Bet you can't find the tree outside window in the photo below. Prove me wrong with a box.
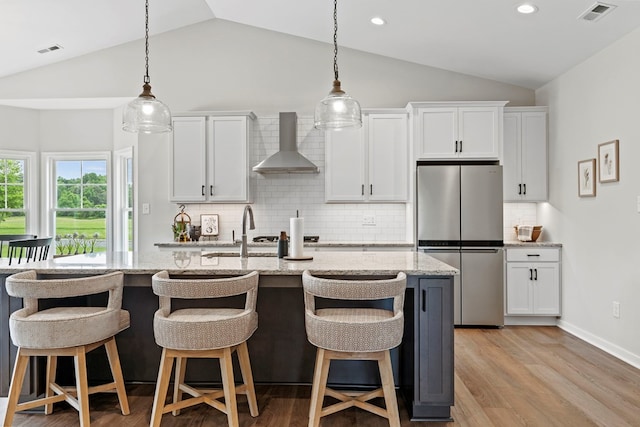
[54,160,108,255]
[0,158,27,255]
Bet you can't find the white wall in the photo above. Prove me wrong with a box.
[0,106,39,151]
[537,27,640,366]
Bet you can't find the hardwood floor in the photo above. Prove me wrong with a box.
[2,327,639,426]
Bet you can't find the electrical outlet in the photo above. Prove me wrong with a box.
[612,301,620,319]
[142,203,150,214]
[362,214,376,226]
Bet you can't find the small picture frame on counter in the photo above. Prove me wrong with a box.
[578,158,596,197]
[200,214,219,236]
[598,139,619,183]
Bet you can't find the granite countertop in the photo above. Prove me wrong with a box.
[504,241,562,247]
[155,241,414,249]
[0,251,458,276]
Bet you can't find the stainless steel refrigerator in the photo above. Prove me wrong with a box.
[417,162,504,327]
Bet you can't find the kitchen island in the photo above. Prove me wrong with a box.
[1,251,457,421]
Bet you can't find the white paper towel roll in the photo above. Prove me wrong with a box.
[290,217,304,258]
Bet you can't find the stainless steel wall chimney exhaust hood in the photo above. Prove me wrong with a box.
[252,112,319,174]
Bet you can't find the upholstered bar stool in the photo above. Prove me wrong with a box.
[150,270,260,427]
[3,270,130,427]
[302,270,407,427]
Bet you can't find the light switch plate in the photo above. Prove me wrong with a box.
[142,203,150,214]
[362,214,376,226]
[636,196,640,213]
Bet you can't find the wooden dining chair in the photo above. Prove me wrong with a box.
[0,234,37,257]
[8,237,52,265]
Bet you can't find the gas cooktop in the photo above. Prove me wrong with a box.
[252,235,319,243]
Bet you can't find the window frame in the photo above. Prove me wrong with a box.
[0,150,38,235]
[114,147,134,252]
[42,151,112,252]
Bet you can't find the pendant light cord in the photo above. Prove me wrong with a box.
[333,0,339,82]
[144,0,150,84]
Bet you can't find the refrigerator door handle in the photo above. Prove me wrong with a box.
[460,248,502,253]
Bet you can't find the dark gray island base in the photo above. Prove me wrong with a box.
[0,251,456,421]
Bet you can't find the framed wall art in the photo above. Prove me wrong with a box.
[578,159,596,197]
[200,214,219,236]
[598,139,619,183]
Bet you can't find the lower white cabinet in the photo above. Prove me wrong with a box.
[505,247,561,316]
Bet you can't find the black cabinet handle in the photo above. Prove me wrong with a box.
[527,254,541,257]
[361,184,364,196]
[455,141,458,153]
[534,268,538,281]
[529,268,533,281]
[201,185,205,196]
[422,289,427,312]
[459,140,462,152]
[210,185,214,196]
[523,183,527,195]
[518,184,522,195]
[370,184,373,195]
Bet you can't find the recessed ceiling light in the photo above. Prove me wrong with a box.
[517,3,538,14]
[370,17,386,26]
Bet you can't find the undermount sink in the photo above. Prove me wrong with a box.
[202,251,277,258]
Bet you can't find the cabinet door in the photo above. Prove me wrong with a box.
[520,112,547,201]
[458,107,500,159]
[170,116,207,202]
[207,116,250,202]
[532,263,560,315]
[503,112,522,201]
[325,127,366,202]
[415,108,457,159]
[368,114,408,201]
[506,263,534,314]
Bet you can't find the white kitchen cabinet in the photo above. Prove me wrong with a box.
[409,101,507,160]
[505,247,561,316]
[503,107,548,201]
[325,110,408,202]
[170,112,254,203]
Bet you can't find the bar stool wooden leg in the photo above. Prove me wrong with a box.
[379,350,401,427]
[237,342,259,417]
[308,348,331,427]
[220,347,239,427]
[172,357,187,416]
[3,350,29,427]
[150,348,174,427]
[74,346,90,427]
[104,337,130,415]
[45,355,58,415]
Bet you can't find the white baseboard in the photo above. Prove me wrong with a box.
[505,316,558,326]
[558,320,640,370]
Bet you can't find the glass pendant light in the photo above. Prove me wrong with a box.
[123,0,172,133]
[314,0,362,130]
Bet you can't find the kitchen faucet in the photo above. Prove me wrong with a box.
[240,205,255,258]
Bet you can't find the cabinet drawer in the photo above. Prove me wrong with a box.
[506,248,559,262]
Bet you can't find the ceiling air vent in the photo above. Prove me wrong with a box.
[578,2,616,22]
[37,45,63,54]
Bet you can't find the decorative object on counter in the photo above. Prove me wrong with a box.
[287,217,314,260]
[314,0,362,130]
[200,214,219,236]
[514,225,543,242]
[578,158,596,197]
[54,232,101,256]
[172,205,191,242]
[122,0,172,134]
[188,225,201,242]
[598,139,619,183]
[277,231,289,258]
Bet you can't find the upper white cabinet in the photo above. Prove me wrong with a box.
[170,112,254,203]
[409,101,507,160]
[503,107,548,201]
[325,110,408,202]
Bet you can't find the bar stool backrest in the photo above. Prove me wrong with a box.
[0,234,37,257]
[8,237,52,265]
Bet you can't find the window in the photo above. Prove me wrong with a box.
[114,147,134,252]
[0,151,37,256]
[44,153,110,255]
